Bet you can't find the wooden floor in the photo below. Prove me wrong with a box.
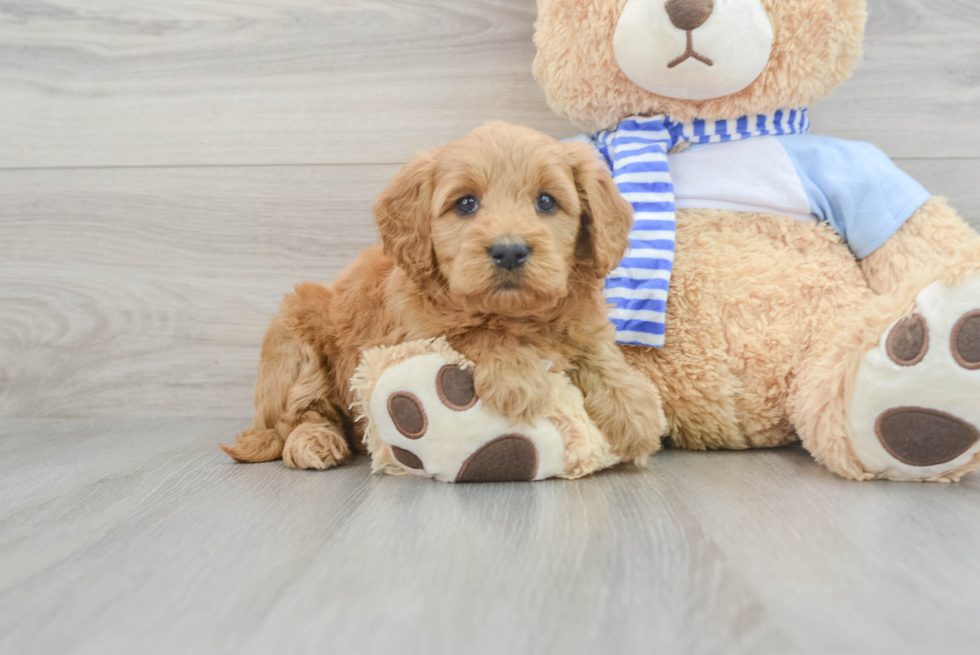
[2,419,979,655]
[1,1,979,653]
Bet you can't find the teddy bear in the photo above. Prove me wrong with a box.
[525,0,980,481]
[351,0,980,483]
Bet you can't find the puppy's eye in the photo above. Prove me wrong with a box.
[536,193,557,214]
[455,195,480,216]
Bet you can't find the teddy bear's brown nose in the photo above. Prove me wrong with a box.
[665,0,715,32]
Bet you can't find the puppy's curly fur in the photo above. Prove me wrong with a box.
[222,123,667,470]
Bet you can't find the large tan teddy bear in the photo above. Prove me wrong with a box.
[526,0,980,481]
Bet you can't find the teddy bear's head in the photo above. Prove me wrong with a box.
[533,0,867,133]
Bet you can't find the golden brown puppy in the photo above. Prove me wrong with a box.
[221,122,666,470]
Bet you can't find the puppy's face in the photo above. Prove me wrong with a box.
[375,123,633,317]
[428,127,585,314]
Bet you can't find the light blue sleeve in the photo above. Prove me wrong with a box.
[779,134,932,259]
[563,134,597,146]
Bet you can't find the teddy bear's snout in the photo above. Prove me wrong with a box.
[664,0,716,69]
[665,0,714,32]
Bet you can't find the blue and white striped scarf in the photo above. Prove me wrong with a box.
[593,109,811,348]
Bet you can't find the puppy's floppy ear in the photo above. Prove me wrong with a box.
[566,141,634,278]
[374,149,440,282]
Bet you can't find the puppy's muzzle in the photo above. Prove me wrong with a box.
[488,240,531,271]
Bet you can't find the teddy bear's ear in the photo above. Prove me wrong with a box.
[566,141,633,278]
[374,149,441,284]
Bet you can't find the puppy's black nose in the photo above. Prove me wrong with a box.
[488,243,531,271]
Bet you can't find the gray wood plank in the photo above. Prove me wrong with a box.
[1,0,978,169]
[0,164,388,418]
[812,0,980,154]
[655,447,980,653]
[2,160,978,419]
[0,0,569,169]
[1,419,978,655]
[901,159,980,216]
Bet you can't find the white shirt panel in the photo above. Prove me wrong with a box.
[668,136,818,223]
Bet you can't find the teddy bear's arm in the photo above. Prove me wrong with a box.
[860,196,980,296]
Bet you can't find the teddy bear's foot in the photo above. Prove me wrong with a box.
[849,273,980,481]
[362,348,571,483]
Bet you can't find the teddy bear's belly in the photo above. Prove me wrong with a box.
[622,208,874,451]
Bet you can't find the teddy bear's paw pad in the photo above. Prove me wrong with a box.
[390,445,425,470]
[456,435,538,482]
[875,408,979,468]
[436,365,478,410]
[884,314,929,366]
[370,353,565,483]
[388,393,427,438]
[951,310,980,370]
[850,276,980,480]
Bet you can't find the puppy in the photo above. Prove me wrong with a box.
[221,122,666,471]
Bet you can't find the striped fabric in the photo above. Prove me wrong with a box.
[592,109,810,348]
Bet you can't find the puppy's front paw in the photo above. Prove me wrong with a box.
[282,423,351,470]
[473,361,553,426]
[585,377,666,461]
[619,382,668,456]
[559,420,622,480]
